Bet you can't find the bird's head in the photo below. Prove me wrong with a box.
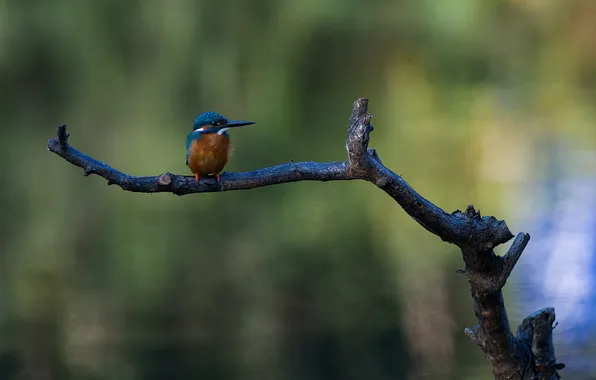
[192,112,255,134]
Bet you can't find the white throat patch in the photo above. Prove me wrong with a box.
[194,127,228,135]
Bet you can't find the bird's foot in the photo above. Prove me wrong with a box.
[194,173,200,182]
[215,173,220,183]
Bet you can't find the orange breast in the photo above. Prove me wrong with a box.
[187,133,232,176]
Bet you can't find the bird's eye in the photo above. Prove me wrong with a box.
[212,120,225,126]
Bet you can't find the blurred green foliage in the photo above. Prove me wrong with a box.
[0,0,595,379]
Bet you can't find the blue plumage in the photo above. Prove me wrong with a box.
[186,130,202,153]
[193,112,227,129]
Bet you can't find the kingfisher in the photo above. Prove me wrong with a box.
[186,112,255,182]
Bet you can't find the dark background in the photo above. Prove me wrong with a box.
[1,1,595,379]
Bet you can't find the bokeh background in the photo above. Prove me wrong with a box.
[1,0,595,379]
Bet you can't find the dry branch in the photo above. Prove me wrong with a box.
[47,98,563,379]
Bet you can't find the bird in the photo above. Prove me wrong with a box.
[186,112,255,182]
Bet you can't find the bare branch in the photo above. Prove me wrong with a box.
[47,98,561,379]
[47,129,355,194]
[48,100,512,251]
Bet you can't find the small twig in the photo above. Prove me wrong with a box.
[501,232,531,283]
[56,124,69,148]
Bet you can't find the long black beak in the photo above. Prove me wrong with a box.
[222,120,255,128]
